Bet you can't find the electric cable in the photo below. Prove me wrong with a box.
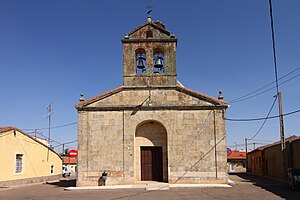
[226,107,300,122]
[269,0,280,94]
[21,122,77,131]
[228,67,300,103]
[26,130,77,151]
[249,96,277,140]
[251,139,275,143]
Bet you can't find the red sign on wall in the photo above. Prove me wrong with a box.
[68,149,78,158]
[227,148,232,156]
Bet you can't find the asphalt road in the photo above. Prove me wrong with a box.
[0,173,299,200]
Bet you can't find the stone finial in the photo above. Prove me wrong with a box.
[79,93,85,102]
[218,91,224,100]
[124,34,129,39]
[170,33,175,38]
[147,7,152,23]
[147,15,152,23]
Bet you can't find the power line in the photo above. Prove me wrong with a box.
[226,107,300,122]
[227,144,244,148]
[228,66,300,103]
[269,0,279,94]
[227,142,269,147]
[26,130,77,151]
[21,122,77,131]
[229,72,300,103]
[52,140,78,149]
[251,139,275,143]
[249,96,277,140]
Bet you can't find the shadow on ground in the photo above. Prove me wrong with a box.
[46,179,76,188]
[231,172,300,200]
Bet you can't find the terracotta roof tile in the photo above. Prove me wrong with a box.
[75,85,228,110]
[75,86,124,109]
[0,126,21,134]
[0,126,62,160]
[254,135,300,150]
[228,151,246,159]
[62,156,77,164]
[176,84,228,106]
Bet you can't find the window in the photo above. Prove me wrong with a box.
[50,164,54,174]
[15,154,23,173]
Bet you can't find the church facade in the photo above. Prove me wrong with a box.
[75,16,228,186]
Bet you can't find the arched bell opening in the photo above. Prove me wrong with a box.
[134,120,168,182]
[135,48,146,74]
[153,48,164,74]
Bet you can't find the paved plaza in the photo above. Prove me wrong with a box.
[0,173,299,200]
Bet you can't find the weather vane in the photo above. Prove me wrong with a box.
[147,5,153,15]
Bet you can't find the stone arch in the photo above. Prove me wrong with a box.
[134,120,168,182]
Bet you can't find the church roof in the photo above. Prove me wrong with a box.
[75,85,124,109]
[75,85,228,110]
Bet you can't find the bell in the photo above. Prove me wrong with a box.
[154,57,163,69]
[136,57,145,69]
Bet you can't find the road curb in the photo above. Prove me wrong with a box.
[65,183,231,191]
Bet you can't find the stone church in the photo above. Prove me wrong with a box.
[75,15,229,186]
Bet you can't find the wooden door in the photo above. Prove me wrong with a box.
[141,147,163,181]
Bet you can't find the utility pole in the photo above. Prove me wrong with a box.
[245,138,248,170]
[46,103,53,161]
[269,0,285,151]
[269,0,286,178]
[278,92,285,150]
[234,142,237,151]
[245,138,248,154]
[47,104,53,143]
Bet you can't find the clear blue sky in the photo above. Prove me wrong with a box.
[1,0,300,153]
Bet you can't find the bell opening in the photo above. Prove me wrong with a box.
[153,52,164,74]
[136,54,146,74]
[135,48,146,74]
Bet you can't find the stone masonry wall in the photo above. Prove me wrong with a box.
[77,108,227,186]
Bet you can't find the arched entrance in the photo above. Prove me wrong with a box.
[134,120,168,182]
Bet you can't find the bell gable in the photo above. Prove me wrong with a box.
[125,21,172,40]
